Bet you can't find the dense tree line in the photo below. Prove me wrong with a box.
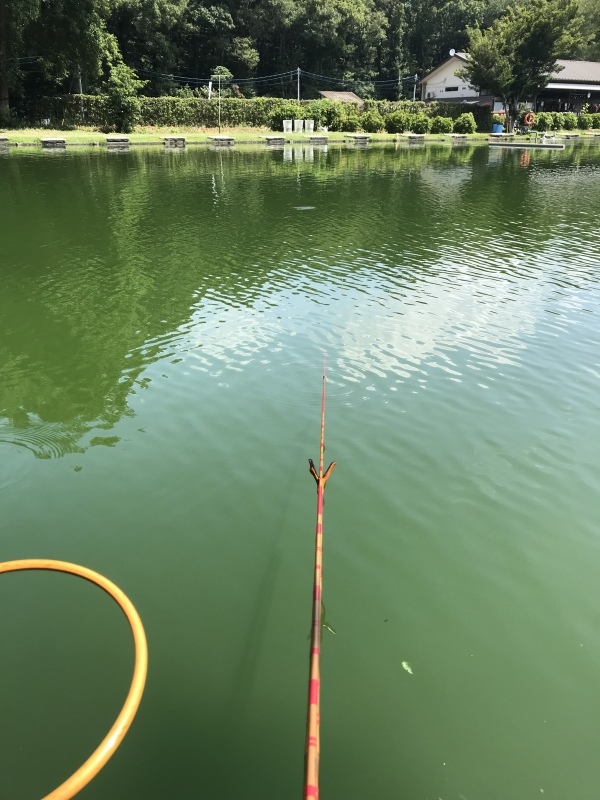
[0,0,597,119]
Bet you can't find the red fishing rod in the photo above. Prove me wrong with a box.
[304,371,336,800]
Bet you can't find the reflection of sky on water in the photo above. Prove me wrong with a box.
[169,248,591,387]
[2,145,600,464]
[418,164,473,195]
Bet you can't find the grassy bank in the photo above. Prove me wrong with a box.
[2,126,598,146]
[0,125,495,145]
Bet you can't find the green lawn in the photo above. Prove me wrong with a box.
[3,125,596,146]
[0,125,493,145]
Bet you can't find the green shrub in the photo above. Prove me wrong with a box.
[19,94,498,132]
[562,112,577,130]
[551,112,565,130]
[268,101,303,131]
[492,113,505,125]
[327,103,361,131]
[303,99,337,127]
[577,113,593,130]
[430,115,454,133]
[533,111,553,131]
[408,113,431,133]
[591,113,600,130]
[453,112,476,134]
[340,111,360,132]
[432,102,491,132]
[365,99,428,117]
[360,109,385,132]
[384,110,410,133]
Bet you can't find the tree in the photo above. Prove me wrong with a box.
[0,0,40,119]
[577,0,600,59]
[107,0,187,94]
[104,60,147,131]
[173,2,256,83]
[403,0,487,75]
[25,0,121,92]
[459,0,586,129]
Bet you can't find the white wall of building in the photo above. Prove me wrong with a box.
[421,57,477,101]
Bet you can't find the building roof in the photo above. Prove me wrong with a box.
[551,59,600,84]
[545,82,600,92]
[421,55,600,92]
[421,52,468,82]
[318,91,363,103]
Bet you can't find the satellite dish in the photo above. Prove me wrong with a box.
[449,48,456,56]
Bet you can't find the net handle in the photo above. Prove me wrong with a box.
[0,559,148,800]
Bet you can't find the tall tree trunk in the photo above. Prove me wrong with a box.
[0,0,9,118]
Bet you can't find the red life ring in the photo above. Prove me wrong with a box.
[524,112,535,126]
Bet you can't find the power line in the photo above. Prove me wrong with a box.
[301,69,417,86]
[136,66,418,88]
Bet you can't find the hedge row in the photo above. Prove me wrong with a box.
[364,99,492,132]
[531,110,600,131]
[22,94,493,132]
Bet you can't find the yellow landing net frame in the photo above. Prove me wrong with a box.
[0,559,148,800]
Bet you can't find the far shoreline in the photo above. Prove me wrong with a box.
[0,127,494,146]
[2,127,598,148]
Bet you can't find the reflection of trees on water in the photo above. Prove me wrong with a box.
[1,144,598,456]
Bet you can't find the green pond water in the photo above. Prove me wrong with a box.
[1,141,600,800]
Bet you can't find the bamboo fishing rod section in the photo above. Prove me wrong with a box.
[0,559,147,800]
[304,373,336,800]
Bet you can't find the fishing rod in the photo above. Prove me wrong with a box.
[304,371,336,800]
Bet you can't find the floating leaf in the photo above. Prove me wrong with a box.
[401,661,413,675]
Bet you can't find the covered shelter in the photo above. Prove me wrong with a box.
[536,60,600,113]
[318,91,364,108]
[421,52,600,114]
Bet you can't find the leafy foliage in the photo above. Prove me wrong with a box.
[22,94,495,133]
[6,0,589,121]
[104,61,147,132]
[0,0,40,117]
[328,104,361,132]
[268,101,303,130]
[360,109,385,132]
[453,111,477,133]
[410,112,431,133]
[384,110,410,133]
[459,0,587,128]
[430,115,454,133]
[577,0,600,60]
[533,111,556,130]
[303,99,337,126]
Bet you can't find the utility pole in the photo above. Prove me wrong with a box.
[413,73,418,102]
[297,67,300,102]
